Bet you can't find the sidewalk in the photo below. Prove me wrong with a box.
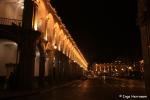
[0,80,81,100]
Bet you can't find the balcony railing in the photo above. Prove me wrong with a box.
[0,17,22,26]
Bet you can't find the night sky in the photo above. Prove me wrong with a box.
[51,0,142,64]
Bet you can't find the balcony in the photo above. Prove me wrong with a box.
[0,17,22,27]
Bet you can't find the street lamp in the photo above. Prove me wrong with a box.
[128,66,132,70]
[121,68,124,71]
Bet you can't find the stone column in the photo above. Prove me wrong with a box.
[16,0,40,90]
[138,0,150,98]
[38,40,46,87]
[47,50,55,84]
[140,25,150,99]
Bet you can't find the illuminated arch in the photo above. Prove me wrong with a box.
[33,2,88,70]
[55,29,62,51]
[61,35,67,54]
[63,38,69,56]
[46,13,55,43]
[68,43,73,58]
[53,22,60,47]
[57,30,63,51]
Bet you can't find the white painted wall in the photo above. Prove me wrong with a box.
[0,40,17,76]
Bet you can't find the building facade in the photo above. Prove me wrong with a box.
[0,0,88,90]
[137,0,150,98]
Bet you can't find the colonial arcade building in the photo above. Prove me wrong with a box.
[0,0,88,89]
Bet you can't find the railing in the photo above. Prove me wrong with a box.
[0,17,22,26]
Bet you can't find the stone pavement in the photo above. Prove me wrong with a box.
[0,80,81,100]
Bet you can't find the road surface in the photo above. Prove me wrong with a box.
[9,76,147,100]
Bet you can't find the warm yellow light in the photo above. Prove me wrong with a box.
[34,23,38,31]
[36,0,40,3]
[44,30,48,41]
[54,45,57,49]
[128,66,132,70]
[139,60,144,64]
[21,6,24,9]
[44,36,47,41]
[17,0,24,9]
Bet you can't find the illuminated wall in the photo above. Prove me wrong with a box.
[33,0,88,70]
[0,0,24,20]
[0,40,17,76]
[34,0,48,39]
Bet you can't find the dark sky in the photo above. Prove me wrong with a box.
[51,0,142,64]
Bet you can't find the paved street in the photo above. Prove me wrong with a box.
[8,77,147,100]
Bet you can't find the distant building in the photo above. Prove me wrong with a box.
[92,57,143,78]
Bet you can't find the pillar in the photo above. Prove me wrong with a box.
[47,50,55,84]
[138,0,150,98]
[38,40,46,87]
[16,0,40,90]
[140,25,150,98]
